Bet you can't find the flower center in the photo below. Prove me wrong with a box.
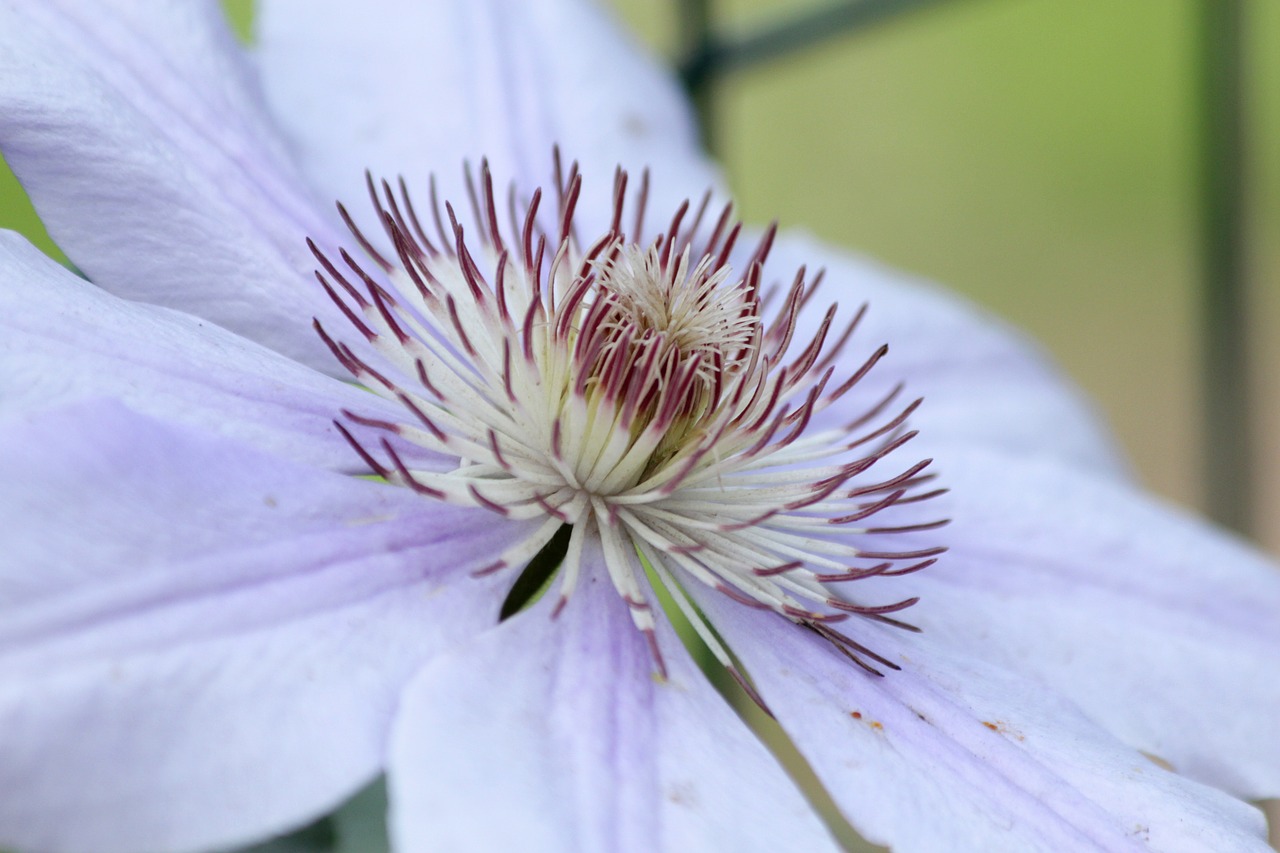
[313,156,946,678]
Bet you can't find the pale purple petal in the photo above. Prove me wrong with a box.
[764,232,1128,477]
[693,591,1271,853]
[256,0,722,238]
[0,1,345,370]
[0,231,432,471]
[0,402,537,853]
[859,444,1280,799]
[389,543,835,853]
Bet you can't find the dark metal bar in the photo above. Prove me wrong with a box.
[679,0,717,151]
[1195,0,1252,534]
[680,0,954,84]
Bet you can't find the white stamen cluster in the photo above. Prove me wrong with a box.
[314,158,945,678]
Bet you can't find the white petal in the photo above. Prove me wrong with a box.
[765,231,1129,477]
[865,444,1280,798]
[0,231,424,471]
[0,401,536,853]
[256,0,722,238]
[388,542,835,853]
[693,590,1271,853]
[0,1,345,369]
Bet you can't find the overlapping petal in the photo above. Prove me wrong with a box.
[0,231,434,471]
[693,590,1271,853]
[389,540,835,853]
[849,444,1280,798]
[0,402,537,853]
[255,0,721,238]
[757,233,1128,477]
[0,0,343,369]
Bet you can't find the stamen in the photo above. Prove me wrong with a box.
[315,158,946,679]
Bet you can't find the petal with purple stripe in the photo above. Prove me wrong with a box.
[389,540,835,853]
[0,401,536,853]
[693,589,1270,853]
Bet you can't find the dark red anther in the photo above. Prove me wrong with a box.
[397,174,439,257]
[337,199,392,272]
[479,160,505,252]
[631,168,650,239]
[428,174,453,257]
[333,420,390,478]
[658,199,690,269]
[393,392,448,443]
[468,484,510,516]
[382,439,446,499]
[314,272,376,342]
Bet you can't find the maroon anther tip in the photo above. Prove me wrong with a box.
[396,174,439,256]
[468,485,510,516]
[337,199,392,272]
[716,584,771,610]
[826,596,921,617]
[471,560,507,578]
[643,628,669,681]
[332,421,389,479]
[381,440,445,499]
[394,393,448,443]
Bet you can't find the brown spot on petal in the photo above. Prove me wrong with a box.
[849,710,884,731]
[667,782,697,807]
[981,720,1025,741]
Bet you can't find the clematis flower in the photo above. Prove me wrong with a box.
[0,1,1277,851]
